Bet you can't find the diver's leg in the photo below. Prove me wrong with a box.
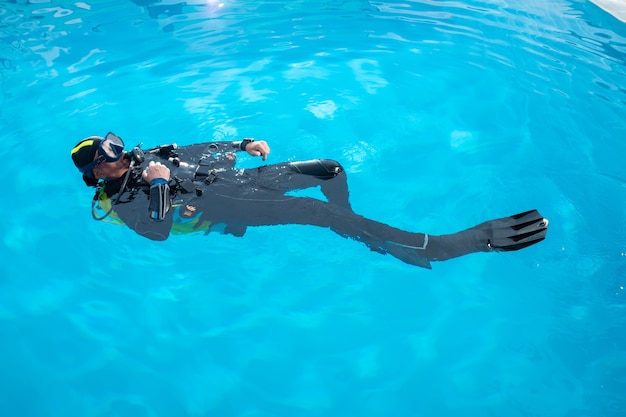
[203,190,432,267]
[287,160,350,209]
[251,160,352,209]
[203,185,549,268]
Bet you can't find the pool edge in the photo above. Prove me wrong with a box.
[590,0,626,22]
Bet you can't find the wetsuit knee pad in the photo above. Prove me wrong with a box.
[289,159,344,179]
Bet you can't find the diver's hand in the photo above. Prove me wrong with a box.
[245,140,270,161]
[142,161,171,183]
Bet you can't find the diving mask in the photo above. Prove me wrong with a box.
[79,132,125,175]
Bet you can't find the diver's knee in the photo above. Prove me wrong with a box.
[319,159,344,176]
[289,159,344,179]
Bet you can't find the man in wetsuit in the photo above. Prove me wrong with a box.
[70,132,549,269]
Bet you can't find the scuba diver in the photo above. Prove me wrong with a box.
[70,132,549,269]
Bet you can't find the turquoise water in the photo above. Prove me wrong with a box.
[1,0,626,416]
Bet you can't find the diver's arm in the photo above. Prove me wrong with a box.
[148,179,171,221]
[204,139,270,160]
[242,139,270,160]
[110,188,173,241]
[120,161,173,240]
[142,161,172,222]
[130,207,173,241]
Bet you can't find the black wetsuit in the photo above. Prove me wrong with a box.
[97,141,548,268]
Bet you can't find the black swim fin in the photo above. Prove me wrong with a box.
[484,209,549,251]
[423,209,549,263]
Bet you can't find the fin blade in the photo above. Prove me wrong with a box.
[489,210,549,252]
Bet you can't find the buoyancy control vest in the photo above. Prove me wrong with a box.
[92,141,245,233]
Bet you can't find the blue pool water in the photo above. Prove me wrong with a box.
[1,0,626,416]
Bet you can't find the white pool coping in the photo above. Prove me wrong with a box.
[590,0,626,22]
